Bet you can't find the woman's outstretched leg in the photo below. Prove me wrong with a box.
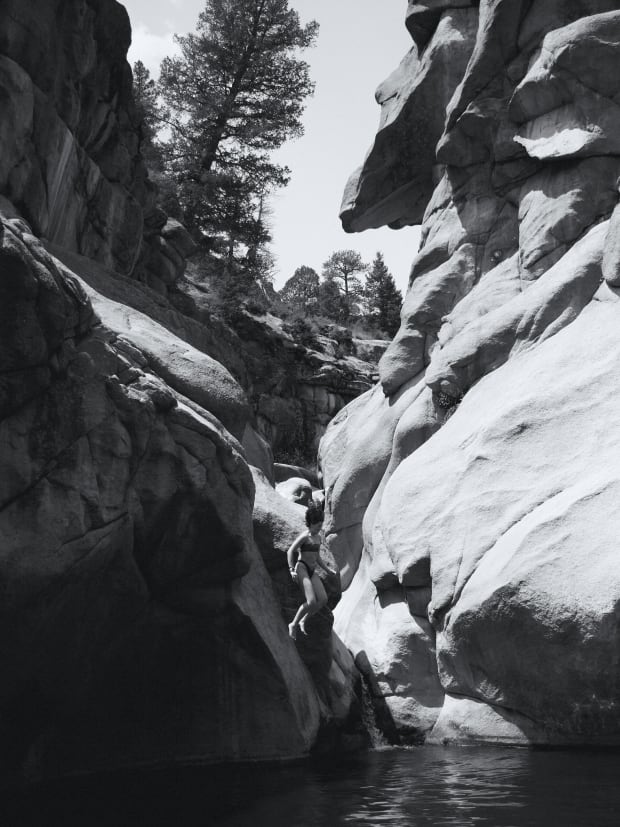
[289,566,316,639]
[300,574,327,634]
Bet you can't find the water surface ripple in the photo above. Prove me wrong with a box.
[4,745,620,826]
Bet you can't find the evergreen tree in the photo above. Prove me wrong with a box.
[321,250,368,319]
[132,60,164,168]
[317,277,349,322]
[279,265,320,314]
[158,0,318,268]
[365,251,403,337]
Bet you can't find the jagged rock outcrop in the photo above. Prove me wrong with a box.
[0,1,360,785]
[326,1,620,745]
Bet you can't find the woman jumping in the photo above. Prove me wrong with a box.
[287,502,334,639]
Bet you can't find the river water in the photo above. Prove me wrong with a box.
[4,746,620,826]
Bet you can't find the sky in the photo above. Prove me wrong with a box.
[122,0,420,293]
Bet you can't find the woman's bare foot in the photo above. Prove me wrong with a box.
[288,622,297,639]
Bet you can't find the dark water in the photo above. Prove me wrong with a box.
[3,746,620,827]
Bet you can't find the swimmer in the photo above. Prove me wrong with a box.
[286,503,335,639]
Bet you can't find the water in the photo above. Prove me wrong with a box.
[3,746,620,826]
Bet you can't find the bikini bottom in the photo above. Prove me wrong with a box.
[297,559,316,578]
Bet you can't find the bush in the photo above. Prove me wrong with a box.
[284,317,318,348]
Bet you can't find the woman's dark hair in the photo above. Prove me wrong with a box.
[305,502,324,527]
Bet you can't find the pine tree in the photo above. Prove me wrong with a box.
[365,251,403,337]
[279,266,320,314]
[132,60,163,168]
[317,278,349,322]
[158,0,318,268]
[321,250,368,320]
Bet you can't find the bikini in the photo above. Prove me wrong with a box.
[297,536,320,578]
[297,559,316,578]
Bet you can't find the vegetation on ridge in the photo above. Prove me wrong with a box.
[131,1,402,342]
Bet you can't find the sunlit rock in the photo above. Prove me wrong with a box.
[329,0,620,745]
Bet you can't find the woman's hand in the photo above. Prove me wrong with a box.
[289,566,299,584]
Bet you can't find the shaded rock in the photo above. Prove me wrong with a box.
[0,213,346,781]
[252,469,306,573]
[517,157,620,281]
[161,218,197,259]
[603,200,620,287]
[242,423,275,482]
[64,259,251,441]
[0,0,365,785]
[274,463,321,487]
[406,2,476,51]
[0,0,190,286]
[194,306,378,462]
[340,8,478,232]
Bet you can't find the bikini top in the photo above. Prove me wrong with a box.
[300,534,320,554]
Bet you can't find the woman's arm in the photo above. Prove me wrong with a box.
[316,556,337,575]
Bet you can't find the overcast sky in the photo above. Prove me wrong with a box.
[122,0,419,292]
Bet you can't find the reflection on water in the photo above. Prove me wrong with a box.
[217,747,620,827]
[3,746,620,826]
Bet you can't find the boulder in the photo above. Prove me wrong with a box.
[276,476,314,507]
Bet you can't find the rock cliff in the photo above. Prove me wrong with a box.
[325,1,620,745]
[174,273,383,464]
[0,0,195,291]
[0,0,361,785]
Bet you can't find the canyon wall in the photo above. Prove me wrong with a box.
[324,0,620,745]
[0,0,360,785]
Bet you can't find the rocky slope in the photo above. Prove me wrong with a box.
[174,271,384,465]
[324,1,620,745]
[0,0,362,785]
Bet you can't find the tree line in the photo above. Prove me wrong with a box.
[280,250,402,337]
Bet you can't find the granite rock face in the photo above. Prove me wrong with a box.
[0,0,195,293]
[170,275,384,464]
[0,213,328,781]
[327,1,620,745]
[0,1,359,785]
